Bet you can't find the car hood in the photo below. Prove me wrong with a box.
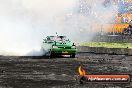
[47,41,73,47]
[55,42,73,47]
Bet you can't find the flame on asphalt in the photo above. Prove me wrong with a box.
[78,66,86,76]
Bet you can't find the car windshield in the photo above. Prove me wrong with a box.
[47,36,67,42]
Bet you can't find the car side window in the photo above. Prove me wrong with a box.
[47,37,50,41]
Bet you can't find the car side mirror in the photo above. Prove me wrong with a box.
[43,39,47,43]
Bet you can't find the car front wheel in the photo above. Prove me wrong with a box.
[70,53,75,58]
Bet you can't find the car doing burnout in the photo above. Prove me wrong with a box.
[41,36,77,57]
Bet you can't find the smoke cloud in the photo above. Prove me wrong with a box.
[60,0,118,42]
[0,0,77,56]
[0,0,117,56]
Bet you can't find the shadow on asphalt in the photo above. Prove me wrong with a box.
[14,55,74,59]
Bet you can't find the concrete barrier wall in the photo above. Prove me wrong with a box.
[77,46,132,55]
[93,35,132,43]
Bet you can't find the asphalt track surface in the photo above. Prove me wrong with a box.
[0,53,132,88]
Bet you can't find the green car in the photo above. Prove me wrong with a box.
[41,35,77,57]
